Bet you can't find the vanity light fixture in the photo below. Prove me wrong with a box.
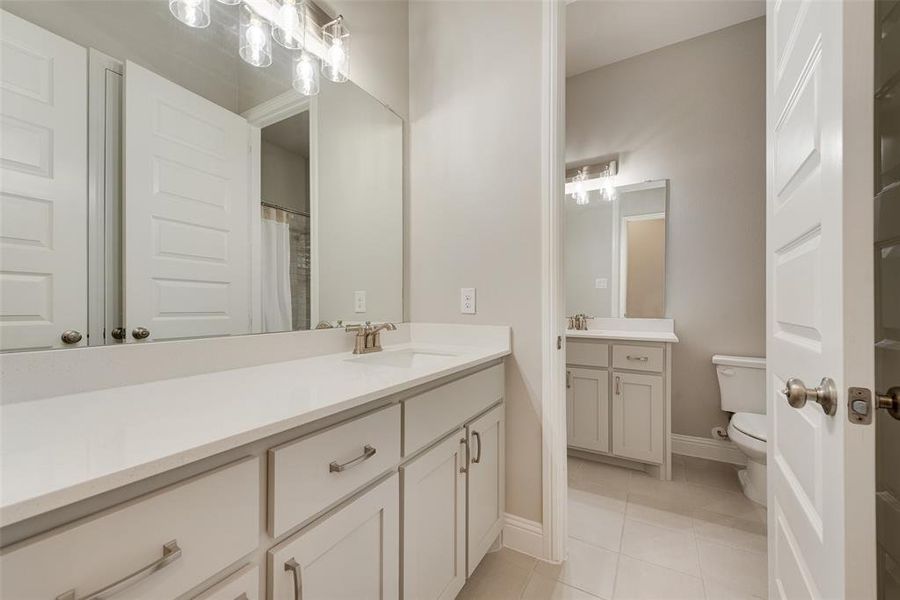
[272,0,304,49]
[170,0,349,93]
[321,15,350,82]
[169,0,211,28]
[293,51,320,96]
[240,4,273,68]
[565,159,618,203]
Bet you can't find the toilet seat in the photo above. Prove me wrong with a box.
[730,412,766,442]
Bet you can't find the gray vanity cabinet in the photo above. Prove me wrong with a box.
[566,337,672,479]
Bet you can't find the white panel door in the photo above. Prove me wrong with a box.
[466,403,505,577]
[566,367,610,454]
[611,372,662,463]
[401,430,467,600]
[0,10,87,351]
[124,61,250,342]
[268,474,399,600]
[766,1,875,598]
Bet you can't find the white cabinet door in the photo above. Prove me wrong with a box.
[611,372,663,463]
[401,430,467,600]
[0,10,87,351]
[466,403,505,576]
[566,368,610,454]
[268,474,399,600]
[124,61,251,342]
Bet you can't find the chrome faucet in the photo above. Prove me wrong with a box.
[346,322,398,354]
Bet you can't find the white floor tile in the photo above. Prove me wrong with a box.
[626,492,695,531]
[692,510,767,554]
[523,572,605,600]
[576,460,634,491]
[697,539,767,599]
[613,555,705,600]
[620,518,701,577]
[568,488,626,551]
[682,457,742,493]
[534,537,618,599]
[703,578,767,600]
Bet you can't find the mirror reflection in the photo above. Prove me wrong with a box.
[0,1,403,352]
[565,178,668,319]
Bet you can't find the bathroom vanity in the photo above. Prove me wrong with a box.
[566,320,677,479]
[0,325,510,600]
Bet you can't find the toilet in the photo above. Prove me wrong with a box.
[713,354,767,506]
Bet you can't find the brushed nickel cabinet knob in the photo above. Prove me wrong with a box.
[131,327,151,340]
[60,330,82,345]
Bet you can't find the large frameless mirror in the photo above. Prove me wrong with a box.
[0,0,403,352]
[565,177,668,319]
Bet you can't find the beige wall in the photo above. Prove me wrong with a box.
[409,0,545,523]
[326,0,410,120]
[566,18,766,437]
[625,218,666,318]
[260,140,309,214]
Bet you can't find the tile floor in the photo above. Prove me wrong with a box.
[458,455,768,600]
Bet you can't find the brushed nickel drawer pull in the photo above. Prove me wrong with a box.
[626,355,649,361]
[285,558,302,600]
[459,437,469,473]
[56,540,181,600]
[235,594,249,600]
[329,445,376,472]
[471,431,482,464]
[615,376,621,395]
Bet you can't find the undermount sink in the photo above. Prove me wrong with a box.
[348,348,457,368]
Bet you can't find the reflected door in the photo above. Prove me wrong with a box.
[123,61,252,342]
[0,10,87,351]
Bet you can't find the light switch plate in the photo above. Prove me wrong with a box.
[354,291,367,313]
[461,288,476,314]
[595,278,608,289]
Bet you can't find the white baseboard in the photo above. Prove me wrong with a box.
[502,513,544,559]
[671,433,747,466]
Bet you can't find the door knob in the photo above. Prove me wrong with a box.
[110,327,127,341]
[60,330,82,345]
[782,377,838,416]
[876,387,900,421]
[131,327,151,340]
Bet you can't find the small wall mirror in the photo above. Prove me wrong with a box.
[0,1,403,352]
[565,178,668,319]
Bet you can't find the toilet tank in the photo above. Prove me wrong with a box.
[712,355,766,414]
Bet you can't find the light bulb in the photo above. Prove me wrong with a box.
[169,0,210,28]
[293,51,320,97]
[601,176,616,201]
[573,169,589,205]
[273,0,304,50]
[216,0,240,5]
[239,6,272,67]
[322,16,350,82]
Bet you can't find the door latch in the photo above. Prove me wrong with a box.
[848,386,900,423]
[847,387,872,424]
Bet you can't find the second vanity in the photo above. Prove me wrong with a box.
[0,324,510,600]
[566,318,678,480]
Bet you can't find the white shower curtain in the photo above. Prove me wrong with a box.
[261,206,292,332]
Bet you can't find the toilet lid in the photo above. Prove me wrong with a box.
[731,412,767,442]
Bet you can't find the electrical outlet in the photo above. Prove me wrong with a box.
[354,290,367,313]
[461,288,476,314]
[595,278,608,289]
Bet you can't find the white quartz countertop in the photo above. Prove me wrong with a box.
[566,329,679,343]
[0,336,509,527]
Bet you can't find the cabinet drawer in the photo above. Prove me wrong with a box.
[268,404,400,537]
[403,364,504,456]
[194,564,259,600]
[566,340,609,367]
[612,344,664,372]
[268,474,400,600]
[0,459,260,600]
